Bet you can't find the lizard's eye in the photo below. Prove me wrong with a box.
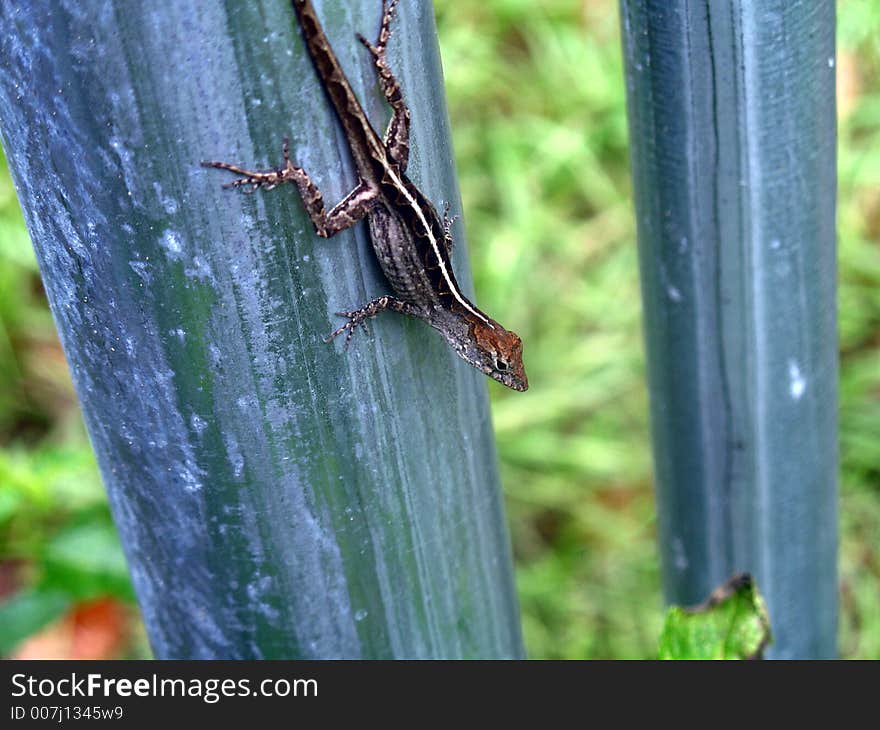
[495,358,509,372]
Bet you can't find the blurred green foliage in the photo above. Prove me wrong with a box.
[0,0,877,658]
[0,144,135,654]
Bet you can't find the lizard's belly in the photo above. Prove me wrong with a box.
[367,207,438,309]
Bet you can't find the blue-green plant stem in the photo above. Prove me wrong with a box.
[0,0,523,659]
[620,0,838,658]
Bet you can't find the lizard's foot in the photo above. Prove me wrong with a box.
[325,295,415,349]
[356,0,399,59]
[441,200,459,254]
[201,138,296,193]
[325,309,372,349]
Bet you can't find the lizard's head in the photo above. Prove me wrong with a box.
[468,319,529,392]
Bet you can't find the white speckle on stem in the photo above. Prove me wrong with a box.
[179,460,204,493]
[129,260,151,283]
[185,255,213,281]
[160,229,183,259]
[672,537,688,571]
[659,263,683,303]
[153,181,179,215]
[788,359,807,400]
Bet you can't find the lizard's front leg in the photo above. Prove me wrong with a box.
[357,0,410,170]
[326,295,420,347]
[202,138,378,238]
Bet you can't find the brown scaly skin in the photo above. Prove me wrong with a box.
[202,0,528,391]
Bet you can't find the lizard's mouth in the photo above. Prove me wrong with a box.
[491,368,529,392]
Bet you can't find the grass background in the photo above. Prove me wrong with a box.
[0,0,877,658]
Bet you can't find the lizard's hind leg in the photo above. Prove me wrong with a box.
[326,295,419,348]
[357,0,410,170]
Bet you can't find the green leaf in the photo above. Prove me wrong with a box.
[0,588,71,655]
[658,574,772,660]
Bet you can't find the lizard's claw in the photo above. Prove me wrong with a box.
[202,138,295,193]
[325,311,370,349]
[201,160,286,192]
[441,200,459,253]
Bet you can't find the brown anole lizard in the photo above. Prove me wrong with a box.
[203,0,528,391]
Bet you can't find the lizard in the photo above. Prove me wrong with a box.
[202,0,528,391]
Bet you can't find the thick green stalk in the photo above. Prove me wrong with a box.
[620,1,838,657]
[0,1,523,659]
